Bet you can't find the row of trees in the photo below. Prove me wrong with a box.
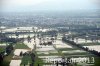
[67,35,100,43]
[39,42,52,46]
[62,37,100,57]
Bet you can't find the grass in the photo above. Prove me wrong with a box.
[0,47,6,53]
[80,43,100,46]
[21,55,32,65]
[63,52,90,56]
[58,48,79,51]
[93,57,100,66]
[33,56,53,66]
[34,57,44,66]
[34,51,44,66]
[0,41,6,44]
[15,43,30,49]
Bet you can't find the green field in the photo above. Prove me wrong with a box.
[15,43,30,49]
[21,55,32,65]
[80,43,100,46]
[0,47,5,53]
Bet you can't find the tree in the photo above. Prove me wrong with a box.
[20,51,23,56]
[56,61,59,66]
[33,36,36,40]
[27,36,31,43]
[0,54,3,63]
[51,38,54,42]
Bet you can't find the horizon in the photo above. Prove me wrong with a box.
[0,0,100,12]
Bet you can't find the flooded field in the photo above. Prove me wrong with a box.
[0,26,100,66]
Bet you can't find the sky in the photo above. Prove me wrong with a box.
[0,0,100,12]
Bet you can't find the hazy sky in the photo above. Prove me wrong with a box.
[0,0,100,12]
